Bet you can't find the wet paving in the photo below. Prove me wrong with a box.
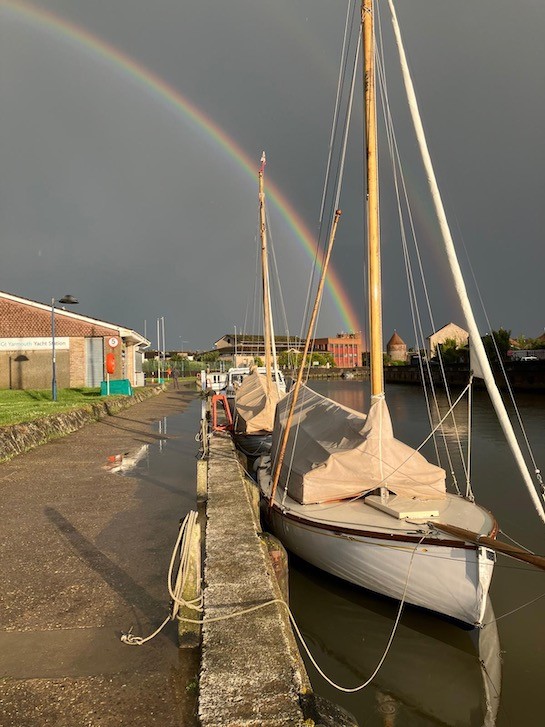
[0,387,201,727]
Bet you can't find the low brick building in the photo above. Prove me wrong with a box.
[313,332,362,368]
[0,291,149,390]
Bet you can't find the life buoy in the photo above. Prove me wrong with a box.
[106,353,115,375]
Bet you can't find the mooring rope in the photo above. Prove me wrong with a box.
[482,591,545,626]
[121,511,201,646]
[121,513,424,694]
[121,505,545,697]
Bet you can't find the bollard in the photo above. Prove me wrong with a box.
[198,413,209,459]
[177,520,202,648]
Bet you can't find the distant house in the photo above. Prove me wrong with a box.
[213,333,305,368]
[508,331,545,360]
[427,323,469,359]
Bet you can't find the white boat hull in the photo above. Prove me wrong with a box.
[266,503,495,627]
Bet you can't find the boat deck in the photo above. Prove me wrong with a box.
[270,487,496,541]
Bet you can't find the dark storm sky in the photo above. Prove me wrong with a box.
[1,0,543,349]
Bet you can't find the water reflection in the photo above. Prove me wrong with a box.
[112,401,200,510]
[429,392,469,443]
[156,416,168,453]
[105,443,150,473]
[310,379,368,414]
[290,558,501,726]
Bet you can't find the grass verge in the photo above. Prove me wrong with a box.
[0,388,127,426]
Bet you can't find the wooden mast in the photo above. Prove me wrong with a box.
[269,210,342,510]
[258,152,273,395]
[363,0,384,400]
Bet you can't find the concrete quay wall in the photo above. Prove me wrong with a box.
[198,432,357,727]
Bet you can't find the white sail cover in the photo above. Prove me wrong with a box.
[272,385,446,504]
[234,370,283,434]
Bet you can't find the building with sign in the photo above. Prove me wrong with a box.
[0,291,149,390]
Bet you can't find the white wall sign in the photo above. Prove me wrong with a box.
[0,337,70,351]
[108,337,119,348]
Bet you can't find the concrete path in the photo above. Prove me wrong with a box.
[0,387,199,727]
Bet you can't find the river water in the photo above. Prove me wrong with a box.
[290,380,545,727]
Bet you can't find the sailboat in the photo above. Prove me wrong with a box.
[231,153,286,459]
[256,0,545,627]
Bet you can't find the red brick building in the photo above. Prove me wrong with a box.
[313,332,362,368]
[0,291,149,390]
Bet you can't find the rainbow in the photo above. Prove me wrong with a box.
[1,0,362,336]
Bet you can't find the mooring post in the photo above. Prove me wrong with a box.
[197,458,208,502]
[177,520,202,648]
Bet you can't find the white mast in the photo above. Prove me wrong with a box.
[387,0,545,522]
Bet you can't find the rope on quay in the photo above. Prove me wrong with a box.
[120,512,424,694]
[121,511,202,646]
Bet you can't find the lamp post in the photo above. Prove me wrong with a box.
[179,338,188,377]
[51,294,79,401]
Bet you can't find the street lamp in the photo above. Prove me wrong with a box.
[52,294,79,401]
[179,338,188,377]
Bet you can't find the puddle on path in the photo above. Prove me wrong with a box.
[123,399,201,509]
[104,399,201,501]
[1,398,202,725]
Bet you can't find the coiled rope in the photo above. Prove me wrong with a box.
[121,511,201,645]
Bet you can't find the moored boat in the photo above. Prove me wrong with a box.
[257,385,497,626]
